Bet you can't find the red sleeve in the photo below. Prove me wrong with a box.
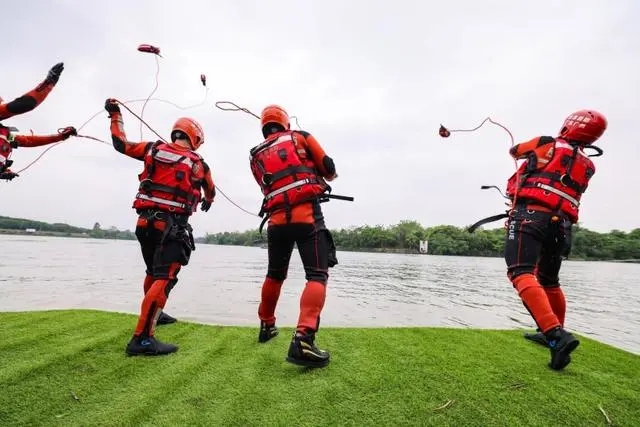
[193,159,216,202]
[295,131,337,179]
[0,81,55,121]
[13,132,65,148]
[109,111,152,160]
[509,136,555,159]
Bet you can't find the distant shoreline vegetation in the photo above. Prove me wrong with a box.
[204,220,640,263]
[1,216,639,262]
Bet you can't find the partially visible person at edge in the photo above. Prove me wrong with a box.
[0,63,77,181]
[249,104,339,368]
[504,109,607,371]
[104,98,215,356]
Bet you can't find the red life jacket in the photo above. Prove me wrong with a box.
[514,138,595,223]
[249,130,328,215]
[132,141,203,215]
[0,126,14,171]
[506,162,528,199]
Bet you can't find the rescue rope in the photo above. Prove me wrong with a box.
[14,56,210,174]
[111,100,260,216]
[139,55,160,139]
[214,101,260,119]
[438,117,521,221]
[11,44,267,219]
[13,131,110,174]
[214,101,302,129]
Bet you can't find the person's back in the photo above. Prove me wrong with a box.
[250,127,337,228]
[249,104,338,368]
[133,138,208,216]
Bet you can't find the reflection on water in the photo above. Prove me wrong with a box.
[1,235,638,354]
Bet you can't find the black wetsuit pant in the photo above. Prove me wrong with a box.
[266,221,337,284]
[259,220,337,334]
[135,210,195,279]
[504,205,572,285]
[504,204,573,333]
[133,209,195,337]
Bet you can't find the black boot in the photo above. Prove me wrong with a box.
[545,327,580,370]
[524,328,548,347]
[125,335,178,356]
[258,321,279,343]
[286,331,330,368]
[157,311,177,325]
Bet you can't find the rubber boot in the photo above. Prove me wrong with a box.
[286,331,330,368]
[545,327,580,370]
[156,311,177,325]
[125,335,178,356]
[258,321,279,343]
[524,328,548,347]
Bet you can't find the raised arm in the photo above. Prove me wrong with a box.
[104,99,151,160]
[509,136,555,160]
[12,127,77,148]
[0,63,65,121]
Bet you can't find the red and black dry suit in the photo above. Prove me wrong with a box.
[249,129,338,336]
[505,136,595,335]
[0,126,76,180]
[0,63,75,180]
[108,109,215,341]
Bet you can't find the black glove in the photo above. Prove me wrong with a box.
[201,199,212,212]
[0,170,19,181]
[45,62,64,85]
[59,126,78,140]
[104,98,121,115]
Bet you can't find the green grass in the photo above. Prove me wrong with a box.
[1,310,638,427]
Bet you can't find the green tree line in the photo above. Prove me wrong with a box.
[204,220,640,261]
[3,214,639,261]
[0,216,136,240]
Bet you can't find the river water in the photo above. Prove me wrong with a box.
[1,235,638,355]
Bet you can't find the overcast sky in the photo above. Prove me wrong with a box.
[1,0,638,236]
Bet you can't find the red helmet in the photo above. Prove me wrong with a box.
[558,110,607,145]
[260,104,290,137]
[171,117,204,150]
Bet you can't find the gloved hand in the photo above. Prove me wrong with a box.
[59,126,78,140]
[200,199,212,212]
[45,62,65,85]
[104,98,121,115]
[0,169,19,181]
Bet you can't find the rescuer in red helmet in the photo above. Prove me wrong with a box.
[104,98,216,356]
[249,104,339,368]
[504,109,607,370]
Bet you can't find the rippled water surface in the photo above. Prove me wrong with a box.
[1,235,638,354]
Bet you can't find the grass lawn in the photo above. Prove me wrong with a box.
[1,309,638,426]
